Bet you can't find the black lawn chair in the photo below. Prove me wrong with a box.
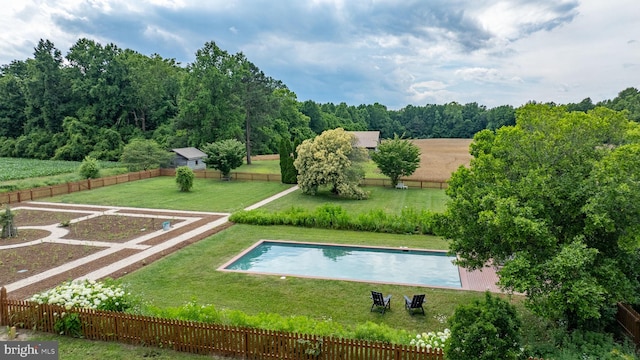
[370,291,392,314]
[404,294,426,315]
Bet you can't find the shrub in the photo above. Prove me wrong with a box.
[229,205,437,235]
[30,279,133,312]
[175,166,195,192]
[445,292,522,360]
[144,300,418,343]
[78,156,100,179]
[409,329,451,352]
[53,312,82,337]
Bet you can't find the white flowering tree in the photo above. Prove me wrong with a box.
[294,128,369,199]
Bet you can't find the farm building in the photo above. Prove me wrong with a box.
[171,147,207,170]
[349,131,380,151]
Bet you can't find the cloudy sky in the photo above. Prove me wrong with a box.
[1,0,638,109]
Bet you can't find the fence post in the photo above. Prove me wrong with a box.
[0,287,7,326]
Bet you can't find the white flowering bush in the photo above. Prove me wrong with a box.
[409,329,451,352]
[30,279,131,312]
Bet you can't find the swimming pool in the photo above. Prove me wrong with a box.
[219,240,461,288]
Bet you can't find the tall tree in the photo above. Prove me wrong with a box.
[23,39,71,134]
[177,41,244,147]
[122,51,182,133]
[439,104,639,330]
[299,100,326,134]
[66,38,131,129]
[600,87,640,121]
[0,71,27,138]
[236,57,281,163]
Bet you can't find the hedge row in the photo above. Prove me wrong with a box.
[229,204,438,235]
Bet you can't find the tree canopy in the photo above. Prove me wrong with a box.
[0,37,638,163]
[439,104,640,330]
[119,138,173,171]
[371,135,420,186]
[202,139,246,179]
[294,128,369,199]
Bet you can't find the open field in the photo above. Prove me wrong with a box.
[407,139,472,181]
[251,138,473,182]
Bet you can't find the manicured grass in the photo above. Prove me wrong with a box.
[25,331,225,359]
[43,177,294,212]
[260,186,449,213]
[122,224,488,334]
[237,159,387,179]
[236,160,281,174]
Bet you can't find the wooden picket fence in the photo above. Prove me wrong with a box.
[617,302,640,346]
[0,169,160,204]
[0,288,444,360]
[0,168,449,204]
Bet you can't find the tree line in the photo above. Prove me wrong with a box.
[1,38,638,162]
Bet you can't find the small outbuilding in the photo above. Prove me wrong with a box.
[349,131,381,151]
[171,147,207,170]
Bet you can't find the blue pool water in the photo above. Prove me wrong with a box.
[222,241,461,288]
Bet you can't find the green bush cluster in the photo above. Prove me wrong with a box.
[229,204,438,235]
[521,318,640,360]
[175,166,195,192]
[78,156,100,179]
[145,300,411,344]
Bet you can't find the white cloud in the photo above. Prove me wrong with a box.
[0,0,637,108]
[455,67,523,84]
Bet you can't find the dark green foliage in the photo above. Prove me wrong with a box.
[53,313,82,337]
[202,139,246,179]
[1,36,638,166]
[278,137,297,184]
[78,155,100,179]
[445,292,522,360]
[441,104,640,330]
[175,166,195,192]
[229,204,437,235]
[120,138,173,171]
[521,317,640,360]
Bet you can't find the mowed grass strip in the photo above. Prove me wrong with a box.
[122,224,484,334]
[43,177,294,212]
[237,159,389,179]
[260,186,449,213]
[26,331,228,360]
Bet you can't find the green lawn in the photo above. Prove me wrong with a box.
[237,158,386,179]
[39,178,494,337]
[25,331,226,360]
[122,224,486,334]
[260,186,449,213]
[43,177,294,212]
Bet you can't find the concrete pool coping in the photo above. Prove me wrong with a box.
[218,239,503,293]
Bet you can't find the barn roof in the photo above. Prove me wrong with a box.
[172,147,207,160]
[349,131,380,148]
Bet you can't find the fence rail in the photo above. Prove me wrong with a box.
[0,287,444,360]
[0,169,161,204]
[617,302,640,346]
[0,169,448,204]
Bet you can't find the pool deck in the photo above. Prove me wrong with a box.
[459,266,502,293]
